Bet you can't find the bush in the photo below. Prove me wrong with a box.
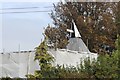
[27,35,120,79]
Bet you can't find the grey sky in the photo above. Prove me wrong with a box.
[0,3,2,53]
[1,2,55,52]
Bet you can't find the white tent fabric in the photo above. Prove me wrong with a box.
[0,49,97,78]
[48,49,97,67]
[0,51,40,78]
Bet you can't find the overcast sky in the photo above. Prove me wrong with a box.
[0,2,57,52]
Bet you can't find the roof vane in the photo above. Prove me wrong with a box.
[67,20,81,38]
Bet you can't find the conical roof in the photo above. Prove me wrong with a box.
[67,38,90,52]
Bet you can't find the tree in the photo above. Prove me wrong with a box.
[27,35,120,79]
[45,1,119,54]
[27,1,120,79]
[26,36,54,78]
[45,24,68,49]
[116,2,120,35]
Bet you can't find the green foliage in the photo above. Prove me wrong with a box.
[27,37,54,78]
[46,2,119,54]
[1,77,23,80]
[27,1,120,79]
[115,35,120,78]
[27,35,120,79]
